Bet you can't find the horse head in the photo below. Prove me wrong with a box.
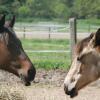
[0,15,36,86]
[64,29,100,98]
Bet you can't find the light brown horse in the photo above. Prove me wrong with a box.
[64,28,100,98]
[0,15,36,86]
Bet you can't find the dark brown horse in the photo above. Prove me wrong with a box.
[0,15,36,86]
[64,28,100,98]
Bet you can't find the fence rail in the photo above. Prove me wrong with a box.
[14,23,99,40]
[14,20,99,62]
[25,50,70,53]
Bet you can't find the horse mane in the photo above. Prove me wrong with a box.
[0,15,16,45]
[0,26,17,46]
[0,29,9,45]
[76,33,95,54]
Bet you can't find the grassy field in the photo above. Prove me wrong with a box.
[17,19,100,69]
[77,19,100,32]
[21,39,71,70]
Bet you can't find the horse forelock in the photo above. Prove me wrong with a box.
[88,31,100,53]
[0,26,18,47]
[0,31,9,45]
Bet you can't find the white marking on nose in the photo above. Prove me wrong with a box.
[64,57,81,90]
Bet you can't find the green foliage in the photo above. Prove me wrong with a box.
[18,6,31,17]
[0,6,9,14]
[0,0,100,21]
[73,0,100,18]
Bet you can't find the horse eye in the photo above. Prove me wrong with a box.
[79,68,82,73]
[71,78,75,82]
[79,65,85,73]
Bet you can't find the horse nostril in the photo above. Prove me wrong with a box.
[77,57,80,61]
[69,88,78,98]
[27,67,36,82]
[25,81,31,86]
[64,85,69,95]
[64,85,78,98]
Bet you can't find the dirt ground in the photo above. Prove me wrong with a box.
[0,69,100,100]
[16,32,89,40]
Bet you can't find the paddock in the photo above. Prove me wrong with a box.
[0,0,100,99]
[0,18,100,100]
[0,69,100,100]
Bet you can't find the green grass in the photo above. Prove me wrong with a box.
[21,39,71,70]
[21,39,70,50]
[77,19,100,32]
[16,19,100,70]
[27,52,70,70]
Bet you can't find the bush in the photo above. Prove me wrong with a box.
[18,6,31,18]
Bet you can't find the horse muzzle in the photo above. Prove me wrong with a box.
[27,66,36,82]
[19,74,31,86]
[64,85,78,98]
[19,66,36,86]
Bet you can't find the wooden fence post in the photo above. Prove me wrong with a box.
[48,27,51,39]
[69,18,77,61]
[23,26,26,39]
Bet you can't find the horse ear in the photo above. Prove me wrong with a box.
[0,15,5,27]
[89,32,95,39]
[9,15,15,28]
[94,28,100,46]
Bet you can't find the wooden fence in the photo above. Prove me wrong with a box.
[14,18,99,61]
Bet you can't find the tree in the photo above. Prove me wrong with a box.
[73,0,100,18]
[0,0,99,20]
[18,6,31,17]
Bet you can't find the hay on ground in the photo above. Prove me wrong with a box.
[0,84,26,100]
